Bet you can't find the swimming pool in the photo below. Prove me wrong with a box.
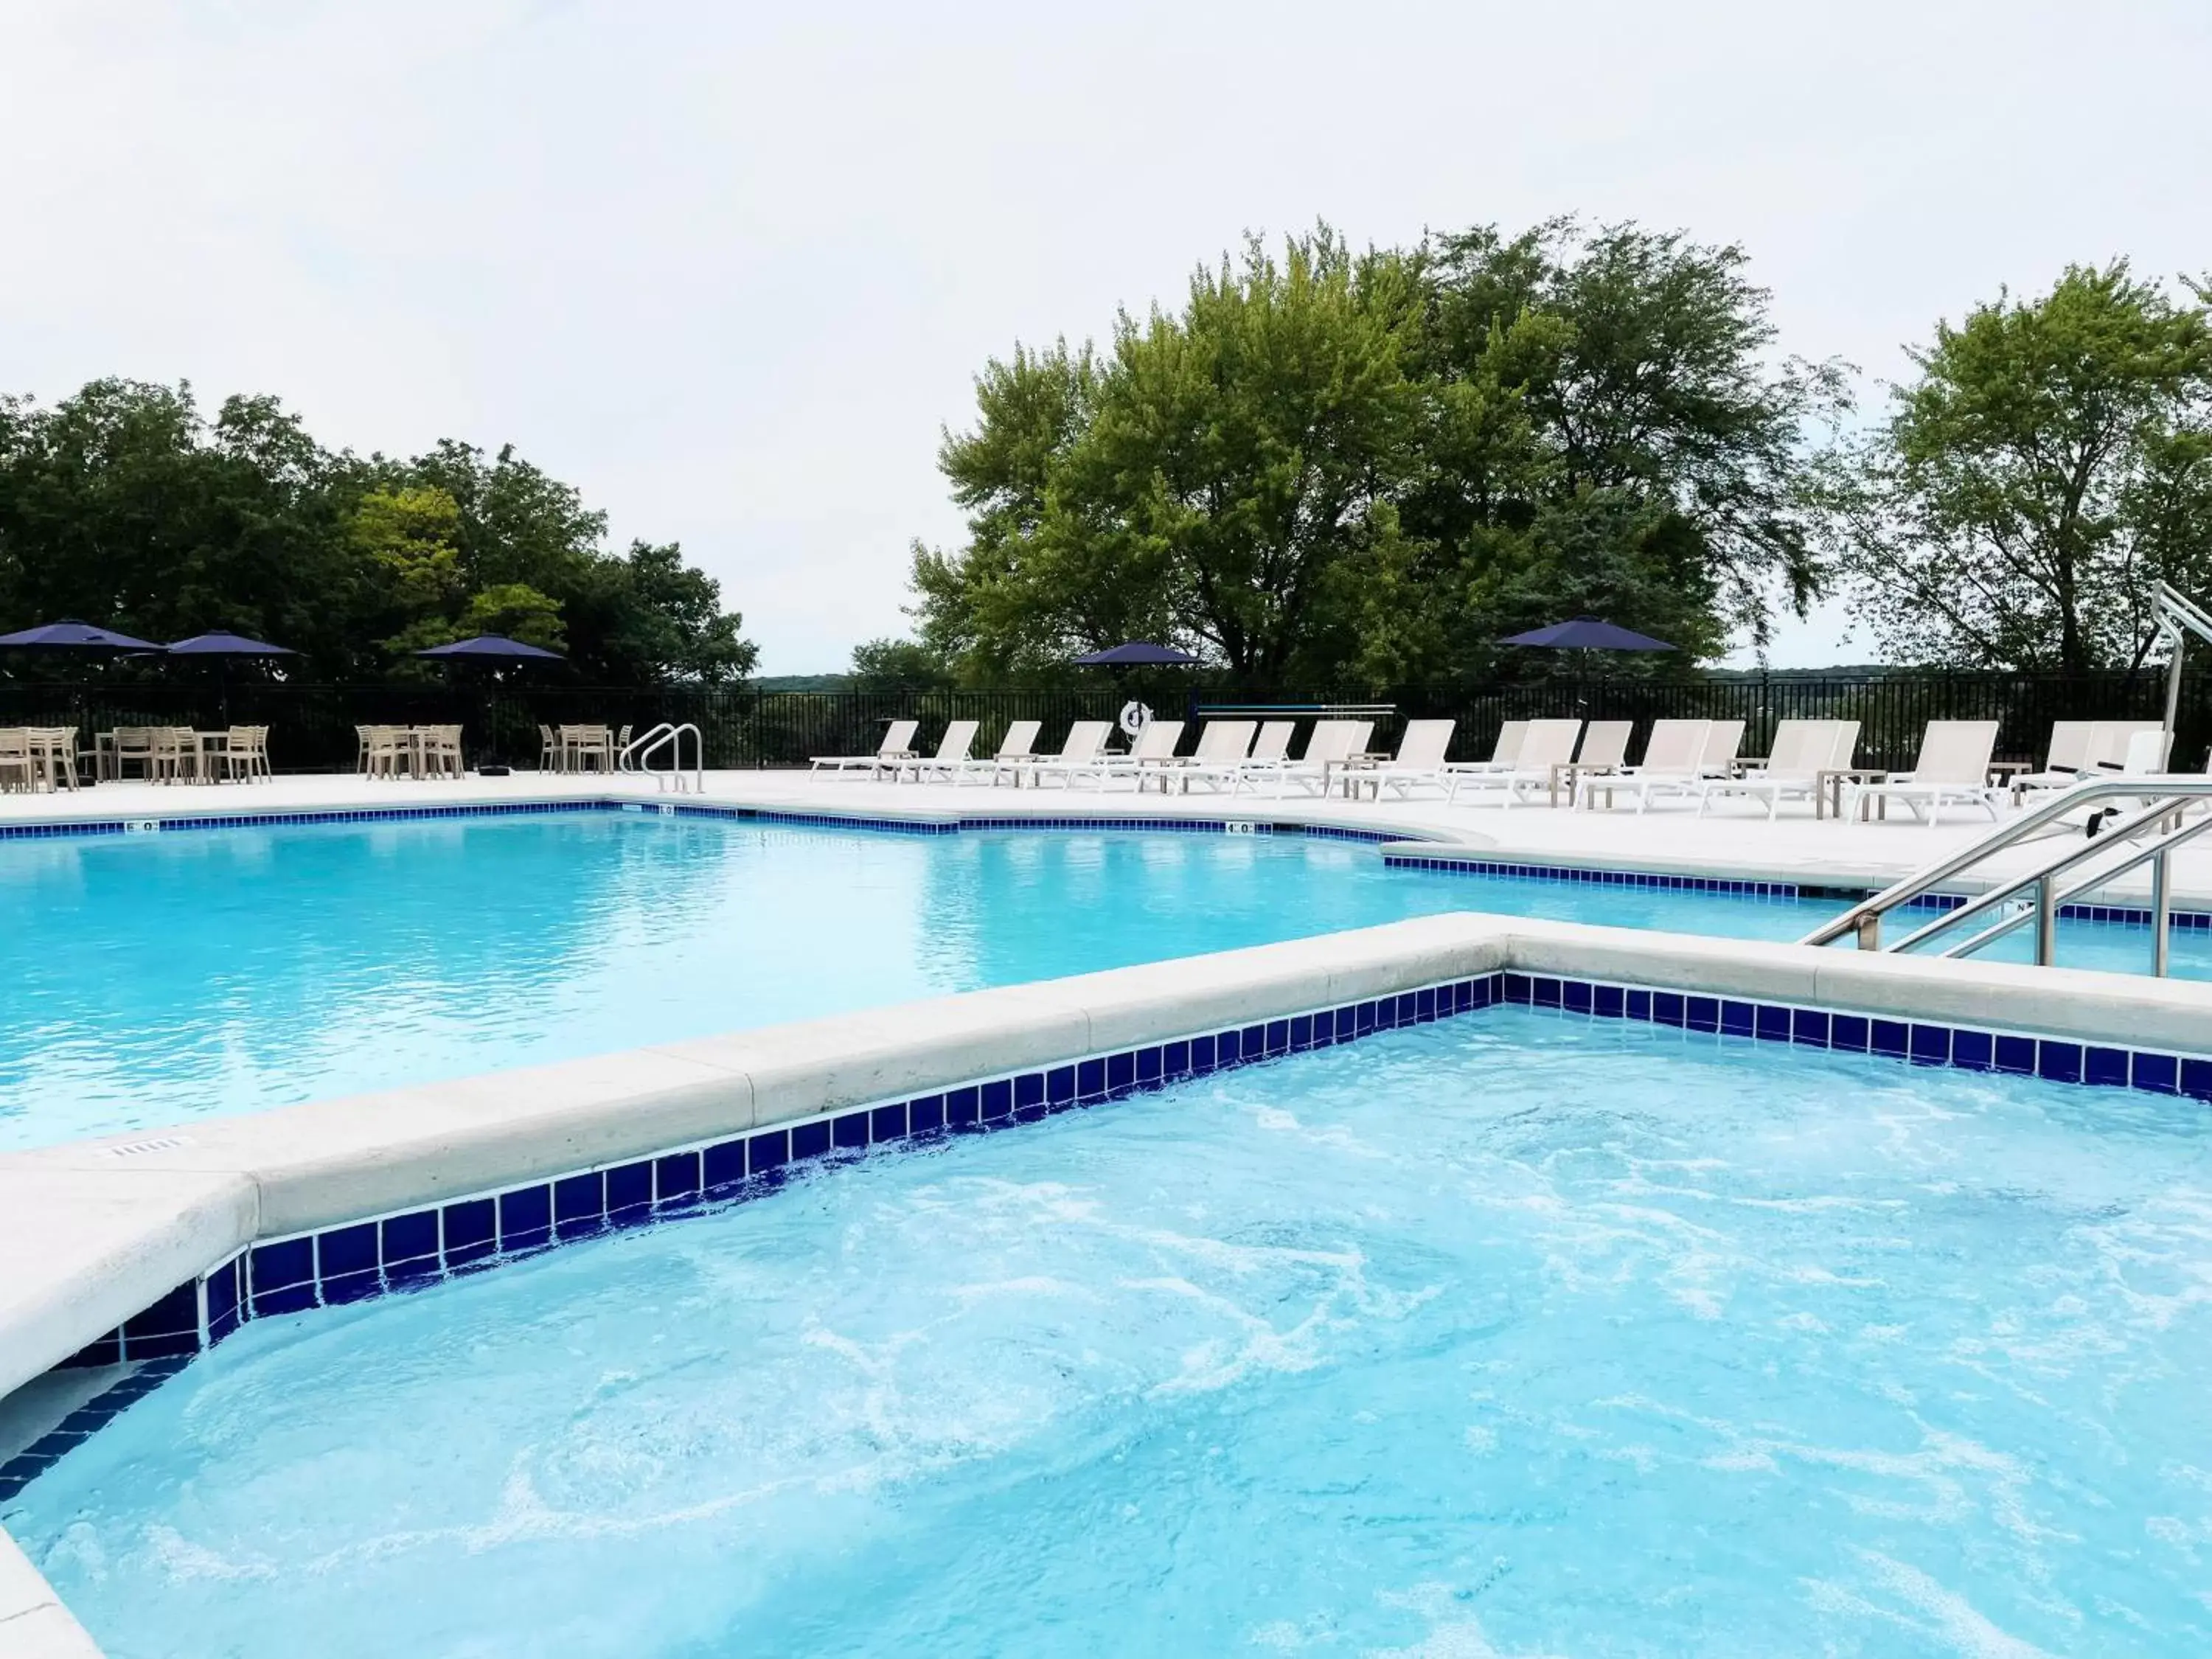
[10,1007,2205,1656]
[2,810,2203,1150]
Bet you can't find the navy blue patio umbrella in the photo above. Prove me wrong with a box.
[1071,641,1199,666]
[167,629,296,658]
[413,634,566,661]
[1498,615,1676,652]
[0,618,165,651]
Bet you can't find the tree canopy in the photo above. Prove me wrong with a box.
[890,219,1848,688]
[0,380,757,683]
[1825,264,2212,672]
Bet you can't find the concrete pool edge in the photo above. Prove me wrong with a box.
[7,916,2212,1657]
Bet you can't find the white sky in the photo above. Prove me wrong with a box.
[4,1,2207,673]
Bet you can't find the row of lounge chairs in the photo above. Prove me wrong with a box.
[812,714,2200,823]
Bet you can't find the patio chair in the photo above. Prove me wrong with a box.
[0,729,32,793]
[1147,719,1258,793]
[1594,719,1709,813]
[1449,719,1582,806]
[810,719,919,774]
[150,726,198,785]
[538,724,559,772]
[1069,720,1186,790]
[1698,719,1851,820]
[893,719,981,782]
[1370,720,1458,799]
[221,726,271,783]
[1559,720,1633,807]
[951,719,1042,786]
[113,726,159,782]
[1846,720,2005,827]
[1270,720,1377,798]
[1012,720,1114,788]
[417,724,465,780]
[1700,719,1747,776]
[361,725,411,779]
[1218,720,1298,793]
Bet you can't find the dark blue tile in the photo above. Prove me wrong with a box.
[869,1102,908,1142]
[1468,978,1492,1010]
[1686,996,1719,1032]
[442,1198,496,1264]
[124,1282,199,1342]
[318,1223,378,1280]
[1048,1065,1077,1106]
[1562,980,1593,1015]
[123,1329,201,1360]
[1164,1039,1193,1075]
[381,1211,439,1269]
[1503,973,1531,1004]
[2038,1042,2082,1085]
[1354,1002,1377,1037]
[1267,1019,1291,1054]
[1415,988,1438,1023]
[2135,1053,2179,1094]
[1013,1071,1045,1112]
[1753,1004,1790,1043]
[1646,991,1680,1027]
[606,1161,654,1219]
[500,1184,553,1251]
[1532,977,1562,1009]
[1791,1009,1830,1047]
[1871,1020,1909,1059]
[1234,1021,1263,1057]
[1076,1058,1106,1101]
[208,1307,241,1344]
[1995,1034,2037,1075]
[1952,1029,1993,1071]
[1721,1001,1755,1037]
[1626,989,1652,1022]
[1907,1024,1950,1065]
[1593,984,1625,1019]
[320,1269,381,1307]
[981,1079,1014,1121]
[2084,1046,2130,1088]
[554,1173,606,1235]
[833,1111,872,1150]
[743,1131,787,1178]
[909,1094,947,1134]
[1820,1014,1863,1052]
[1394,995,1419,1029]
[1137,1045,1165,1085]
[948,1085,982,1124]
[63,1334,123,1368]
[248,1239,314,1307]
[790,1119,832,1161]
[1191,1035,1217,1075]
[655,1152,702,1205]
[206,1259,240,1325]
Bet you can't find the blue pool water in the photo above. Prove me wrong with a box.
[10,1009,2208,1656]
[0,813,2201,1150]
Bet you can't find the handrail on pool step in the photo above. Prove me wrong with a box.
[1800,775,2212,975]
[617,722,703,793]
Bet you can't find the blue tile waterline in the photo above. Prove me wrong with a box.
[18,961,2209,1506]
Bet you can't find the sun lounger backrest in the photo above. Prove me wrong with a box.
[1298,720,1363,765]
[1575,721,1632,769]
[2116,727,2172,775]
[1131,720,1184,759]
[1517,720,1582,769]
[1638,719,1708,771]
[879,720,919,755]
[2041,720,2095,773]
[1488,720,1528,765]
[2084,720,2160,770]
[933,720,978,762]
[1826,720,1861,769]
[995,719,1041,760]
[1249,721,1294,763]
[1700,719,1745,771]
[1762,720,1823,772]
[1393,719,1454,769]
[1914,720,2000,784]
[1344,720,1374,757]
[1192,720,1256,762]
[1057,720,1112,760]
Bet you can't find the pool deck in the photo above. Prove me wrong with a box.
[4,765,2208,904]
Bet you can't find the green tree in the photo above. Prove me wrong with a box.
[1831,263,2212,672]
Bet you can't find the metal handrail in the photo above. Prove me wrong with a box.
[618,722,703,793]
[1932,812,2212,972]
[1799,774,2212,952]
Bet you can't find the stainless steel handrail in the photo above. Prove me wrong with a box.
[1931,811,2212,970]
[617,723,675,771]
[618,722,703,793]
[1799,774,2212,952]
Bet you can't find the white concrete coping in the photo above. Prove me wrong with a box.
[4,912,2212,1657]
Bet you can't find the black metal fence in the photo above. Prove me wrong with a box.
[1,672,2205,774]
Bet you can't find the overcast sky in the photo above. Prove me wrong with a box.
[4,1,2207,672]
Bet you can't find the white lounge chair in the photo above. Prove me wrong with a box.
[2012,719,2161,803]
[894,719,980,782]
[1698,719,1857,820]
[1559,720,1632,807]
[1846,720,2005,827]
[1012,720,1113,788]
[1369,720,1458,799]
[1450,719,1582,806]
[1270,720,1377,798]
[1700,718,1747,777]
[1596,718,1710,813]
[1445,720,1528,781]
[1069,720,1186,790]
[942,719,1041,786]
[812,718,919,774]
[1147,719,1258,793]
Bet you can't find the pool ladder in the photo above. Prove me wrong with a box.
[618,723,703,793]
[1800,776,2212,975]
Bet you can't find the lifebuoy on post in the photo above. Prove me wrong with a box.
[1118,700,1152,740]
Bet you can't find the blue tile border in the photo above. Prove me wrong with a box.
[1382,852,1801,900]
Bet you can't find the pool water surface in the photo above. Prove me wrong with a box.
[0,812,2199,1149]
[10,1009,2208,1656]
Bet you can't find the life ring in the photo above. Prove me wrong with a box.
[1119,700,1152,738]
